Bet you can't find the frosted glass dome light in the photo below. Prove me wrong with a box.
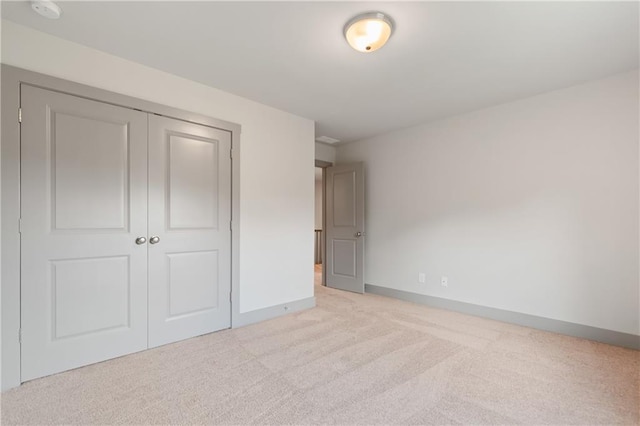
[344,12,394,53]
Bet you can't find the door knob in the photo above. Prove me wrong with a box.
[355,231,365,238]
[135,237,146,245]
[149,236,160,244]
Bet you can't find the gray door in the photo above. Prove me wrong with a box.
[20,84,233,380]
[147,115,232,348]
[325,162,365,293]
[20,85,149,381]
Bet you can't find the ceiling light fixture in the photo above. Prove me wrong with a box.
[31,0,62,19]
[344,12,394,53]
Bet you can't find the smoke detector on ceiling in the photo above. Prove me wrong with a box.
[31,0,62,19]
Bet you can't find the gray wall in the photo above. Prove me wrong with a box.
[337,70,639,336]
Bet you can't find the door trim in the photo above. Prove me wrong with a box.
[315,159,333,287]
[1,65,241,390]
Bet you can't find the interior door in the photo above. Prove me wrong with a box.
[20,85,149,381]
[147,115,232,348]
[325,162,365,293]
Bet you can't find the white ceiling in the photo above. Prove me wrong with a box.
[2,1,638,143]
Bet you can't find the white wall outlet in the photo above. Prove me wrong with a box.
[441,276,448,287]
[418,272,426,283]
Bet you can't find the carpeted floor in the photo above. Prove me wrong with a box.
[1,265,638,425]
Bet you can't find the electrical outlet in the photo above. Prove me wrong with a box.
[441,276,448,287]
[418,273,426,283]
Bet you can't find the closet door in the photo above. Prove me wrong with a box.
[20,85,149,381]
[148,115,232,348]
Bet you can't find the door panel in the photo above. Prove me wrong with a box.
[332,239,357,277]
[167,251,219,317]
[20,85,148,381]
[168,135,219,229]
[326,163,365,293]
[332,171,357,226]
[148,115,231,348]
[51,256,130,339]
[52,112,129,231]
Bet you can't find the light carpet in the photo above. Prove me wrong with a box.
[1,266,638,425]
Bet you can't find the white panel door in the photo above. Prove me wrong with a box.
[148,115,232,348]
[326,162,365,293]
[20,85,148,381]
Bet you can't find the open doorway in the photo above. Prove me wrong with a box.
[314,160,332,288]
[314,166,324,287]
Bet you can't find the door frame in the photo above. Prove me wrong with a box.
[315,159,332,286]
[0,65,242,391]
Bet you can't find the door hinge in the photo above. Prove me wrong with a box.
[18,108,22,123]
[18,218,22,234]
[230,149,233,159]
[229,221,233,231]
[229,292,232,303]
[18,328,22,343]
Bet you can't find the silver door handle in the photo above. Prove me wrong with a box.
[135,237,147,245]
[355,232,365,238]
[149,236,160,244]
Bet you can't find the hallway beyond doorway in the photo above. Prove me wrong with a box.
[314,264,322,287]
